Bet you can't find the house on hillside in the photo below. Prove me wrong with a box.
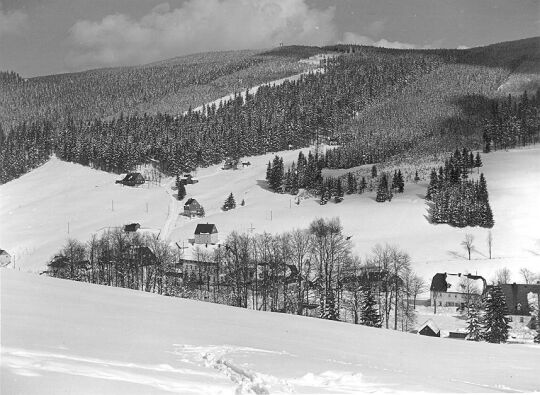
[0,249,11,267]
[491,283,540,316]
[222,157,239,170]
[124,223,140,232]
[181,174,199,185]
[430,273,486,308]
[183,198,205,218]
[194,224,219,245]
[241,161,251,168]
[116,172,145,186]
[418,320,441,337]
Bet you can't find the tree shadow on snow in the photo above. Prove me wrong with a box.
[447,250,467,260]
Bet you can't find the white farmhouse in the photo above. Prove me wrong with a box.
[194,223,219,245]
[430,273,486,308]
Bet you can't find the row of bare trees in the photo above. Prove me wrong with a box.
[47,218,426,330]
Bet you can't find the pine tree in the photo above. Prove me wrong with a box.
[371,165,378,179]
[346,172,356,194]
[360,288,382,327]
[177,177,186,201]
[397,169,404,193]
[482,286,511,343]
[358,176,367,194]
[222,193,236,211]
[466,304,483,341]
[240,199,245,206]
[320,289,339,321]
[335,179,344,203]
[376,174,391,202]
[474,152,482,168]
[319,185,328,205]
[414,170,420,183]
[426,169,438,200]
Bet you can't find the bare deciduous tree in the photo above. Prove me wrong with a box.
[519,267,536,284]
[487,231,493,259]
[461,234,474,260]
[493,267,512,285]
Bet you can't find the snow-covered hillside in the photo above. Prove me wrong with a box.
[2,269,539,394]
[1,146,540,285]
[0,158,170,271]
[169,146,540,284]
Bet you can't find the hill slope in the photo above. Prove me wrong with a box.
[2,144,540,287]
[2,269,539,394]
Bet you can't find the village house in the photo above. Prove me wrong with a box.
[417,320,441,337]
[430,273,486,308]
[124,223,140,232]
[116,172,145,186]
[0,249,11,267]
[180,174,199,185]
[183,198,205,218]
[493,283,540,316]
[194,223,219,245]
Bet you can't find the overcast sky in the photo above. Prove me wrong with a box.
[0,0,538,77]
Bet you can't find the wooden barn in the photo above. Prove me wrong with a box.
[194,223,218,245]
[183,198,205,218]
[116,172,145,186]
[417,320,441,337]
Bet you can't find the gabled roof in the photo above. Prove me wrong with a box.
[124,173,144,181]
[185,198,198,205]
[418,319,440,334]
[0,249,9,255]
[430,273,448,292]
[430,273,486,294]
[195,224,218,234]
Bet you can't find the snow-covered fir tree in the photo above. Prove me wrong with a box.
[320,289,339,321]
[222,192,236,211]
[465,304,483,341]
[376,174,392,202]
[360,288,382,327]
[482,286,511,343]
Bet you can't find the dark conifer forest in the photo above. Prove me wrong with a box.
[1,38,539,185]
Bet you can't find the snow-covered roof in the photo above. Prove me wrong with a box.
[180,243,222,262]
[431,273,485,294]
[445,274,484,294]
[0,249,9,255]
[418,319,440,334]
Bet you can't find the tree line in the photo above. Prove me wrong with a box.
[482,90,540,152]
[46,218,426,331]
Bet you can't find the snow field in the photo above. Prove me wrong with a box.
[2,269,540,394]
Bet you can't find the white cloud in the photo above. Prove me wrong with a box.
[0,3,27,38]
[66,0,337,70]
[341,32,429,50]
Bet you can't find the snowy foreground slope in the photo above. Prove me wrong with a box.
[2,270,539,394]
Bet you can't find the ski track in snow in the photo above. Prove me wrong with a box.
[2,347,223,394]
[173,344,388,394]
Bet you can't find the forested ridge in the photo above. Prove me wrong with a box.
[1,37,539,185]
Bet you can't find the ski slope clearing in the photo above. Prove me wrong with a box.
[0,158,169,271]
[2,269,539,394]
